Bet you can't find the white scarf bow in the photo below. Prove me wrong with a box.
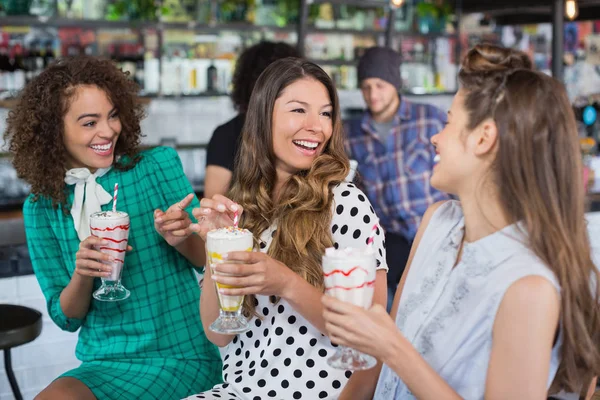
[64,167,112,241]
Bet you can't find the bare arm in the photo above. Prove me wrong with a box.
[61,236,117,319]
[173,234,206,267]
[204,166,233,199]
[337,201,446,400]
[586,377,597,400]
[59,275,95,319]
[485,275,560,400]
[374,267,560,400]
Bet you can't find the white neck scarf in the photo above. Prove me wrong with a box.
[64,167,112,241]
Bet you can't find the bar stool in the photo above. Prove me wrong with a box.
[0,304,42,400]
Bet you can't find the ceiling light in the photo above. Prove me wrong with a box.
[565,0,579,21]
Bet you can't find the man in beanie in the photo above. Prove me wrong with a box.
[344,46,449,308]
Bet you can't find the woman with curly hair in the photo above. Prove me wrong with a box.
[3,56,222,399]
[177,57,388,399]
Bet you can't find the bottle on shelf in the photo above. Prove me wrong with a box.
[134,44,145,90]
[144,49,160,94]
[23,46,35,84]
[206,62,218,93]
[12,43,26,91]
[43,40,56,68]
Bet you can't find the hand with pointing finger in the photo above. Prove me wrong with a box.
[154,193,196,247]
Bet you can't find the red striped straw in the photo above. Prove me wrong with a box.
[233,210,239,228]
[112,183,118,212]
[367,223,378,247]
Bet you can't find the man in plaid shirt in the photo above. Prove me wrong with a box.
[344,47,450,306]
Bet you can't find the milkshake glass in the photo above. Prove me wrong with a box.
[90,211,131,301]
[323,246,377,370]
[206,227,253,334]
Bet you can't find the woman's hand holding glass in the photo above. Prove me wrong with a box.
[75,236,132,278]
[321,296,404,363]
[210,251,294,299]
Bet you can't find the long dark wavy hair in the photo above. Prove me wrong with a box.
[460,44,600,395]
[229,57,349,317]
[3,56,144,209]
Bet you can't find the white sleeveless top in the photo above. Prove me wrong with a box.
[374,200,562,399]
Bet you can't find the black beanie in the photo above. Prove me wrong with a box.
[357,47,402,91]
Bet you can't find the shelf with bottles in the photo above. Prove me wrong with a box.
[0,23,241,99]
[0,15,297,33]
[391,34,458,95]
[0,24,167,97]
[0,0,299,31]
[311,0,388,6]
[393,0,456,35]
[1,1,205,24]
[158,27,296,97]
[305,31,382,64]
[395,31,458,40]
[307,1,388,34]
[0,26,60,95]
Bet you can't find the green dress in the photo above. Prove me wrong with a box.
[23,147,222,399]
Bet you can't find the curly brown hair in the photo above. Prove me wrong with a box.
[3,56,145,209]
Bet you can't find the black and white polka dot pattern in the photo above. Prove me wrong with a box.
[184,182,387,399]
[189,384,239,399]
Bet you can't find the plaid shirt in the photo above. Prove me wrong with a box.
[344,99,450,241]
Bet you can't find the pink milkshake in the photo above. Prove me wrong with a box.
[90,210,131,301]
[323,246,377,370]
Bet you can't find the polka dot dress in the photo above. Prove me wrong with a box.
[184,182,388,400]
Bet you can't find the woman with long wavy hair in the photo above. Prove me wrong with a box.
[321,44,600,399]
[182,57,388,399]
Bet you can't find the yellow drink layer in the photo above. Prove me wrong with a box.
[205,227,254,314]
[209,255,250,312]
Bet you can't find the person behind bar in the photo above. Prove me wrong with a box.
[322,44,600,399]
[344,46,450,309]
[171,57,388,399]
[4,56,222,399]
[204,41,300,199]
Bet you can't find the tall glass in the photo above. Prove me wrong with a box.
[323,246,377,370]
[206,227,253,334]
[90,211,131,302]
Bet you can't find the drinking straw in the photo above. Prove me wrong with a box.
[367,223,378,247]
[233,210,239,228]
[112,183,119,212]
